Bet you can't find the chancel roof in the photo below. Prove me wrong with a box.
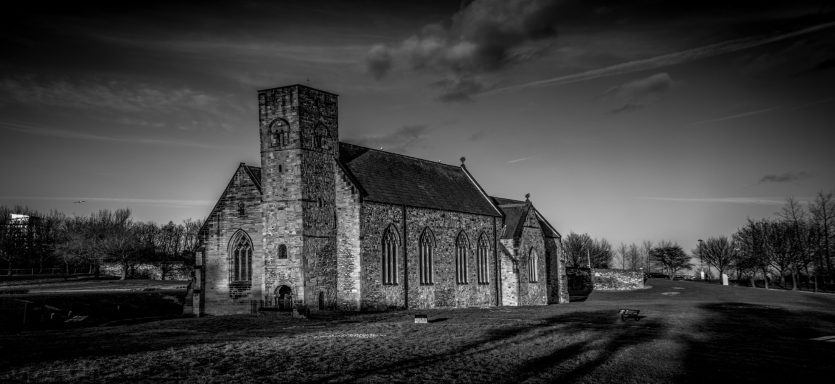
[491,197,529,239]
[491,196,561,240]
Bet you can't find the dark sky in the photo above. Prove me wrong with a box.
[2,0,834,251]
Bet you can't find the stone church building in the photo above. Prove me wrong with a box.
[193,84,569,315]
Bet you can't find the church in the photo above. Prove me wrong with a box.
[193,84,569,315]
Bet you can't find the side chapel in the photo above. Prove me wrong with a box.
[193,84,569,315]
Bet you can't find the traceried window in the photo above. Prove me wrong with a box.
[529,248,539,283]
[381,226,398,285]
[455,231,469,284]
[230,231,252,282]
[477,233,489,284]
[419,228,435,285]
[278,244,287,259]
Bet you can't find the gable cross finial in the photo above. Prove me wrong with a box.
[525,193,530,201]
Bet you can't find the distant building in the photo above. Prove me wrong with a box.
[194,84,569,315]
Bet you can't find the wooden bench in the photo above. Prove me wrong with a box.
[618,309,640,321]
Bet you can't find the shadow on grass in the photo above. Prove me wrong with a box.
[310,309,668,383]
[679,302,835,383]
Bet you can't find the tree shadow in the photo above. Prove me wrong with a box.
[678,302,835,383]
[310,309,668,383]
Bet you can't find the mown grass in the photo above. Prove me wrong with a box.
[1,279,834,383]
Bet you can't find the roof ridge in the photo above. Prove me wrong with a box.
[339,141,460,169]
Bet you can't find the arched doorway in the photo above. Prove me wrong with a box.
[275,285,292,310]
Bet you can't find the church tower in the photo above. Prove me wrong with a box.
[259,85,339,309]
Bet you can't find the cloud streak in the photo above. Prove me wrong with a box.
[758,171,811,184]
[345,124,431,154]
[0,120,223,149]
[0,195,213,207]
[0,77,218,113]
[600,72,675,114]
[690,106,780,126]
[487,20,835,95]
[638,196,786,205]
[507,156,532,164]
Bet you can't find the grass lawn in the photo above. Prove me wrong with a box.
[1,279,834,383]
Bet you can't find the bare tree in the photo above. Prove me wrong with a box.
[627,243,642,271]
[642,240,653,273]
[650,241,691,279]
[697,236,736,282]
[616,242,629,269]
[809,191,834,284]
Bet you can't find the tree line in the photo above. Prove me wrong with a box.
[0,205,202,279]
[697,192,835,291]
[563,232,692,280]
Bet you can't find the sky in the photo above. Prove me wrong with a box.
[2,0,834,254]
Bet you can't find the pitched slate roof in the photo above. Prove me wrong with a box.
[491,196,561,240]
[339,142,501,217]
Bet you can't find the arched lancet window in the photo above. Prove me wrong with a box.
[238,201,246,217]
[278,244,287,259]
[381,225,398,285]
[229,231,252,282]
[314,123,330,150]
[270,119,290,148]
[455,231,469,284]
[477,233,489,284]
[419,228,435,285]
[529,248,539,283]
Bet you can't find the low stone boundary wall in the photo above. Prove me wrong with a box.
[101,262,192,281]
[592,269,644,290]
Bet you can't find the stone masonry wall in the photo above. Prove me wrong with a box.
[101,262,191,281]
[359,202,498,310]
[335,164,361,310]
[516,210,547,306]
[544,237,570,304]
[499,241,518,307]
[592,269,645,290]
[199,165,264,315]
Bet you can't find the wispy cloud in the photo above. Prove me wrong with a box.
[344,124,430,154]
[507,156,532,164]
[366,0,563,101]
[0,120,223,149]
[758,171,811,184]
[0,195,213,207]
[0,77,218,113]
[599,73,675,114]
[638,196,786,205]
[468,130,486,141]
[487,20,835,95]
[690,106,780,126]
[690,97,835,125]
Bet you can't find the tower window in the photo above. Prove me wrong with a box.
[278,244,287,259]
[278,164,283,173]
